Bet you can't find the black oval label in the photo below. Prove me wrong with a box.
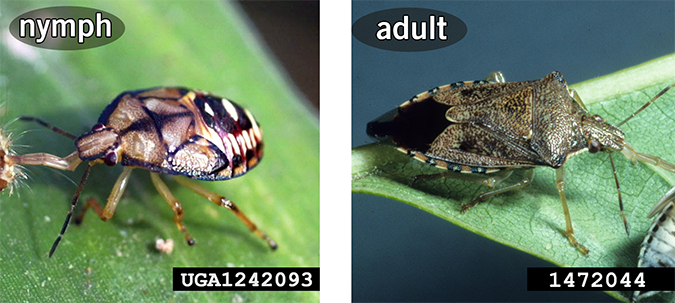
[9,6,125,50]
[352,8,466,52]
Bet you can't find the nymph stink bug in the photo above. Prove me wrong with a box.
[632,186,675,302]
[12,87,276,257]
[367,71,675,254]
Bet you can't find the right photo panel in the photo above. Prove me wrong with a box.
[352,1,675,302]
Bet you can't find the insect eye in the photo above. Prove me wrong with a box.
[591,114,604,122]
[92,123,106,131]
[103,151,117,166]
[589,140,601,153]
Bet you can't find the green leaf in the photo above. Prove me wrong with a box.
[0,1,318,302]
[353,54,675,302]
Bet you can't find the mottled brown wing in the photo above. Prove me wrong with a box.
[425,123,544,167]
[431,79,537,107]
[446,86,534,142]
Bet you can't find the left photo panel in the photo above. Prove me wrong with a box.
[0,1,319,302]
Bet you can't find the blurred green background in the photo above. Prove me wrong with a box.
[0,1,318,302]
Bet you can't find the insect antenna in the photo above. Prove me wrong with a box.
[18,116,77,140]
[608,153,629,236]
[617,83,675,127]
[49,163,93,258]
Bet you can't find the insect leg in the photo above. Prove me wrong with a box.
[413,169,513,188]
[173,176,277,250]
[555,166,590,255]
[480,170,514,187]
[76,166,134,225]
[49,163,94,257]
[620,144,675,173]
[18,116,77,140]
[13,116,82,170]
[103,167,133,220]
[149,173,195,245]
[9,150,82,171]
[460,169,533,213]
[484,71,505,83]
[74,197,104,224]
[411,172,447,183]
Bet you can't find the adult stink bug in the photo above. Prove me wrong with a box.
[12,87,276,257]
[632,186,675,302]
[366,71,675,254]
